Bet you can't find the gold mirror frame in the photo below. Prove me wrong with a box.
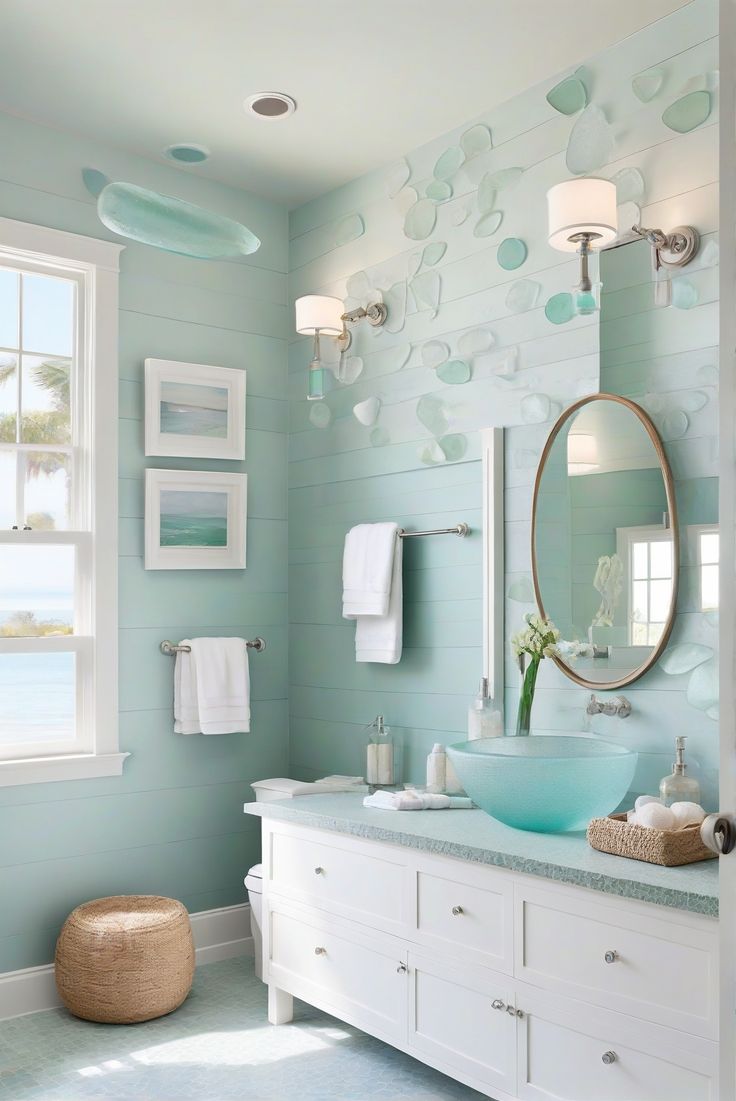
[531,392,679,691]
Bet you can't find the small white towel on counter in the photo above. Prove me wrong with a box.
[363,791,473,811]
[174,637,250,735]
[342,522,403,664]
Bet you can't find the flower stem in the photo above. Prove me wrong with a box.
[515,657,540,737]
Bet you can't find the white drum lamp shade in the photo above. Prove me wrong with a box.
[547,179,617,252]
[567,432,599,476]
[295,294,344,335]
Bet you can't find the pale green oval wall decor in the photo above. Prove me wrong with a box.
[611,166,646,203]
[426,179,452,202]
[404,198,437,240]
[422,241,447,266]
[460,123,492,158]
[436,359,471,385]
[497,237,528,270]
[545,291,575,324]
[474,210,503,238]
[566,104,615,174]
[671,277,699,309]
[546,73,588,115]
[83,170,261,258]
[662,90,712,132]
[632,66,665,102]
[411,270,441,313]
[477,175,497,214]
[506,279,540,312]
[433,145,464,180]
[309,404,332,428]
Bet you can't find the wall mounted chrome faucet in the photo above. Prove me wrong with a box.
[586,694,632,718]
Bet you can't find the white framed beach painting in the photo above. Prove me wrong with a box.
[145,469,247,569]
[144,359,246,460]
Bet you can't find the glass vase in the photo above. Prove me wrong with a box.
[515,657,540,737]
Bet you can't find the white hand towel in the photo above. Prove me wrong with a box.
[174,637,250,735]
[363,791,473,811]
[355,532,402,664]
[342,523,403,664]
[342,522,399,617]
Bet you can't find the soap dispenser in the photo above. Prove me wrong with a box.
[468,677,504,740]
[366,715,399,788]
[659,736,701,807]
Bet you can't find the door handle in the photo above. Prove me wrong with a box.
[701,814,736,855]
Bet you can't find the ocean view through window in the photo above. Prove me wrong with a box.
[0,217,125,786]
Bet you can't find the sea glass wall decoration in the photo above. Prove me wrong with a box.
[83,170,260,259]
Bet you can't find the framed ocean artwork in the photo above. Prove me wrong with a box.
[144,358,246,460]
[144,469,247,569]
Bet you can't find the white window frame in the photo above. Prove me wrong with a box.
[616,523,674,647]
[0,216,126,786]
[687,522,719,612]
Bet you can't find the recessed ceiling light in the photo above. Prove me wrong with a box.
[164,143,210,164]
[244,92,296,120]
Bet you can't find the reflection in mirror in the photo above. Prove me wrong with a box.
[533,394,679,688]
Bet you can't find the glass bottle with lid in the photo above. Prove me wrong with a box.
[366,715,399,788]
[659,736,701,807]
[468,677,504,740]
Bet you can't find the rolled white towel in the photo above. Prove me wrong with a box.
[637,803,676,830]
[670,801,706,828]
[363,791,473,811]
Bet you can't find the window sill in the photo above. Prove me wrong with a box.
[0,752,130,788]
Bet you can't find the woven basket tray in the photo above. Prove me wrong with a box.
[587,812,717,867]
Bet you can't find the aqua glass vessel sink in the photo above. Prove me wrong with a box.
[446,736,637,833]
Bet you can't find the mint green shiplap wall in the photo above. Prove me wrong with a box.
[0,113,289,973]
[287,0,719,801]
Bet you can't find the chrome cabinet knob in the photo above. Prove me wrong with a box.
[396,962,408,974]
[314,946,326,955]
[601,1051,617,1065]
[491,999,506,1011]
[604,950,619,964]
[314,866,324,875]
[451,905,464,916]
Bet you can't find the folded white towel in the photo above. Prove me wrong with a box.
[343,522,399,617]
[363,791,473,811]
[174,637,250,735]
[343,523,403,664]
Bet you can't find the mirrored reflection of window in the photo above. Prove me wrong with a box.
[618,527,674,646]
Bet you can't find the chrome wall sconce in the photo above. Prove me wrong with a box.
[547,178,618,315]
[630,222,700,306]
[295,294,387,400]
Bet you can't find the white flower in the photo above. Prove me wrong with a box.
[510,614,560,663]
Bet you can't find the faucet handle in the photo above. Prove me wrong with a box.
[587,694,631,718]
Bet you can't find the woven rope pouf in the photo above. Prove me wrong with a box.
[55,895,195,1024]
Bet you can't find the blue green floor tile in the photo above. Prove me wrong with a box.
[0,958,485,1100]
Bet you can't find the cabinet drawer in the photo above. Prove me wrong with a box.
[268,903,406,1045]
[407,950,516,1097]
[517,983,716,1101]
[516,884,717,1038]
[414,857,513,973]
[268,825,407,933]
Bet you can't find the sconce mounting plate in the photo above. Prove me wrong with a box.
[365,302,388,327]
[658,225,700,269]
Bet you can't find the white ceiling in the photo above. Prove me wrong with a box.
[0,0,689,208]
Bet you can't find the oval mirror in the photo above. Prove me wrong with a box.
[532,393,678,689]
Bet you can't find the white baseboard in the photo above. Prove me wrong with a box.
[0,902,253,1022]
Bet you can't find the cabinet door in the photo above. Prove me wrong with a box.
[407,949,517,1098]
[515,982,717,1101]
[268,901,407,1047]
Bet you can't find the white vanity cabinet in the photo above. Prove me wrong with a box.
[257,818,719,1101]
